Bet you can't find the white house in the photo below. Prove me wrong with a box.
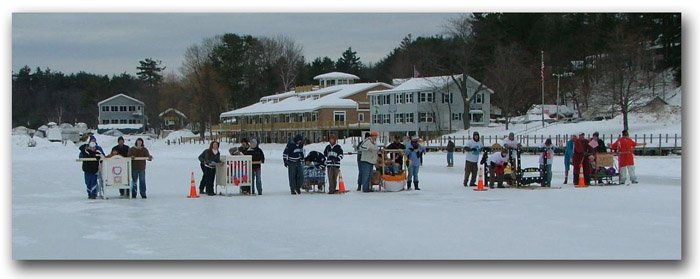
[367,74,493,138]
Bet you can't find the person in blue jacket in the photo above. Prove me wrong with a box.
[283,134,305,195]
[564,134,577,184]
[404,137,426,190]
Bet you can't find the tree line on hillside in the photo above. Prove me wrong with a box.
[13,13,680,134]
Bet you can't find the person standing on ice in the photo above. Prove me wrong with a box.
[539,138,555,187]
[563,134,577,184]
[446,136,455,167]
[127,138,152,199]
[463,131,482,187]
[610,130,645,184]
[78,136,105,199]
[573,132,593,186]
[283,134,305,195]
[358,131,379,192]
[244,138,265,195]
[324,134,344,194]
[198,141,221,196]
[501,132,521,163]
[404,137,425,190]
[111,136,130,197]
[355,132,370,191]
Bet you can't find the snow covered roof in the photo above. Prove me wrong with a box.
[98,124,144,130]
[313,72,360,80]
[220,82,391,118]
[664,87,682,107]
[98,93,145,106]
[368,74,494,95]
[158,108,188,119]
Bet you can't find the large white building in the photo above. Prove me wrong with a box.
[367,74,493,138]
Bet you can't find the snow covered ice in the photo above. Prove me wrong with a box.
[11,133,681,260]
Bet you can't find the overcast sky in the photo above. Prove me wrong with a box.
[12,13,457,76]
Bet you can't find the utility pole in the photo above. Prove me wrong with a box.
[541,51,545,127]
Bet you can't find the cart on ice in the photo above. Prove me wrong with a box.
[216,155,253,196]
[302,151,326,193]
[376,148,407,192]
[591,152,620,185]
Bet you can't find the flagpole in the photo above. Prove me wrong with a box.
[541,50,545,128]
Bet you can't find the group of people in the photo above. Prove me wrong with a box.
[78,135,152,199]
[197,138,266,196]
[452,129,644,189]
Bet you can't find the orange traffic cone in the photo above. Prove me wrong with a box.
[474,165,488,191]
[575,164,587,188]
[188,171,199,198]
[338,170,348,193]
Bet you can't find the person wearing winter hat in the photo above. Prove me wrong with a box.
[463,131,483,187]
[283,134,305,194]
[324,134,344,194]
[127,138,152,198]
[404,137,425,190]
[111,136,130,197]
[446,136,455,167]
[78,136,105,199]
[243,138,265,195]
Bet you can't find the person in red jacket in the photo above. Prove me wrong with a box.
[572,132,593,185]
[610,130,646,184]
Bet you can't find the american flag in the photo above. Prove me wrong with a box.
[540,55,545,82]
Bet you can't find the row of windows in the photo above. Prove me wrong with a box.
[102,119,142,124]
[101,105,142,112]
[371,92,484,106]
[370,112,482,124]
[240,112,366,125]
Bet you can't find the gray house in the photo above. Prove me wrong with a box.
[368,74,493,139]
[97,93,146,134]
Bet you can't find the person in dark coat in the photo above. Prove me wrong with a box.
[78,136,105,199]
[573,132,593,185]
[283,134,305,195]
[198,141,222,196]
[243,138,265,195]
[446,136,455,167]
[111,136,130,196]
[127,138,152,198]
[324,134,344,194]
[386,135,406,170]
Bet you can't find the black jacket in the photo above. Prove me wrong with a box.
[324,144,344,168]
[243,147,265,170]
[198,149,221,168]
[111,144,129,157]
[79,144,102,173]
[386,142,406,167]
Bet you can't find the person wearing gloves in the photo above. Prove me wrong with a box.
[243,138,265,195]
[127,138,152,198]
[610,129,646,184]
[78,136,105,199]
[283,134,305,195]
[463,132,483,187]
[198,141,222,196]
[539,138,555,187]
[404,137,426,190]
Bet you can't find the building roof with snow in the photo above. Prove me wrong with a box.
[220,82,392,118]
[97,93,144,106]
[313,72,360,81]
[158,108,188,119]
[368,74,494,95]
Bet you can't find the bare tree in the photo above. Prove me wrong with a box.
[485,43,536,130]
[180,37,227,137]
[599,27,656,131]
